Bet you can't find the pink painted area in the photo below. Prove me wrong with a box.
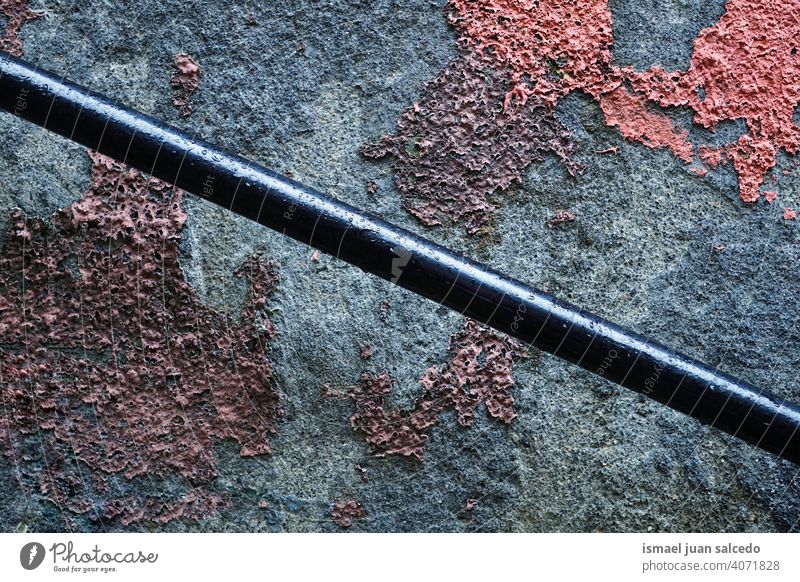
[171,53,201,117]
[629,0,800,202]
[598,87,693,163]
[448,0,618,105]
[446,0,800,204]
[0,152,281,525]
[362,51,580,234]
[348,319,528,460]
[0,0,41,57]
[699,146,724,169]
[331,498,365,528]
[447,0,690,161]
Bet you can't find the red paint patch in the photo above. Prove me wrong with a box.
[0,0,41,57]
[171,53,201,117]
[449,0,618,105]
[598,87,693,163]
[630,0,800,202]
[348,319,529,460]
[784,208,797,221]
[381,0,800,217]
[331,498,365,528]
[449,1,692,160]
[0,152,281,525]
[547,209,577,229]
[699,146,724,169]
[362,50,580,234]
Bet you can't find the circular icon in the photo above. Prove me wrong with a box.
[20,542,46,570]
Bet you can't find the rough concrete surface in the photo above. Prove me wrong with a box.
[0,0,799,532]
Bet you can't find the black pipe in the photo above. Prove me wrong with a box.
[0,52,798,464]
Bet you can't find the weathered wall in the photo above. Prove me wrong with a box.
[0,0,799,532]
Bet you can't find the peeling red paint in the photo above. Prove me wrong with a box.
[362,50,581,234]
[171,53,201,118]
[331,498,365,528]
[699,146,724,170]
[0,0,41,57]
[547,209,576,229]
[784,208,797,221]
[449,0,695,163]
[348,319,529,460]
[629,0,800,202]
[0,151,281,525]
[448,0,617,105]
[448,0,800,202]
[373,0,800,222]
[598,87,693,163]
[447,0,684,164]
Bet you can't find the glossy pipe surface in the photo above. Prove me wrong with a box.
[1,52,798,463]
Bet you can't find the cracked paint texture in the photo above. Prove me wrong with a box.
[330,498,365,528]
[362,50,580,234]
[370,0,800,231]
[0,0,40,57]
[0,152,281,526]
[348,319,529,460]
[627,0,800,202]
[171,53,201,118]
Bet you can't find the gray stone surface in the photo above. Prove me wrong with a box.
[1,0,798,532]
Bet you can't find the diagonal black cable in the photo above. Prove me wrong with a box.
[0,52,798,464]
